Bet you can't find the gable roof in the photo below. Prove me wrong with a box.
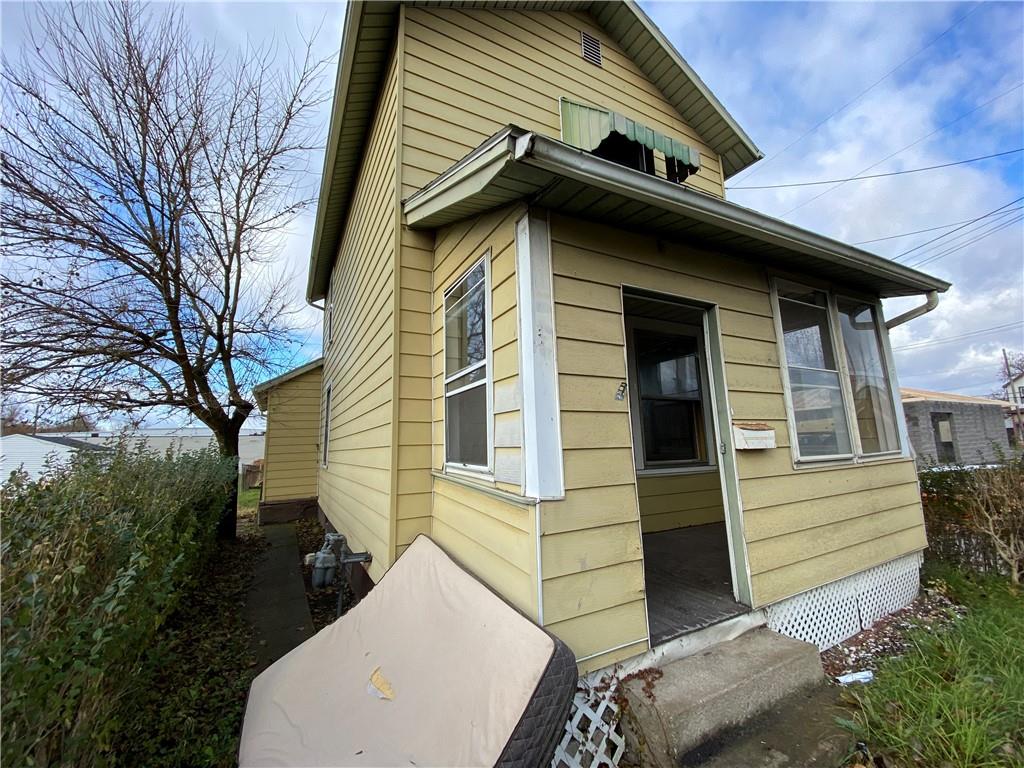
[403,127,950,298]
[307,0,762,302]
[252,359,324,411]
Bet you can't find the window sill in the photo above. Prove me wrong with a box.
[432,469,537,507]
[792,452,910,471]
[635,465,718,477]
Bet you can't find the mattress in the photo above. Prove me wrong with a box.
[239,534,577,767]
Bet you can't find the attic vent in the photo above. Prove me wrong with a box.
[580,30,602,67]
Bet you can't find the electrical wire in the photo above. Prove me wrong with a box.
[908,213,1024,268]
[779,81,1024,216]
[726,148,1022,189]
[852,206,1024,244]
[728,3,983,185]
[892,321,1024,351]
[895,196,1024,260]
[897,208,1024,264]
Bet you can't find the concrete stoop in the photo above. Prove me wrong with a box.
[621,627,824,766]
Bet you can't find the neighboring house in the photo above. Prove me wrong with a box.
[44,427,266,466]
[0,433,108,482]
[253,360,324,522]
[900,388,1012,465]
[264,0,952,671]
[1003,371,1024,443]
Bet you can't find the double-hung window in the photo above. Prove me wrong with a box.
[774,279,900,462]
[444,257,490,471]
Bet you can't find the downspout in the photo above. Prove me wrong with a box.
[885,290,939,329]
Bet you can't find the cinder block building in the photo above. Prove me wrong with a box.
[900,388,1011,466]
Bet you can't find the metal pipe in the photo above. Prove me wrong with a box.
[885,290,939,329]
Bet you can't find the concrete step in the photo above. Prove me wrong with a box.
[620,627,823,766]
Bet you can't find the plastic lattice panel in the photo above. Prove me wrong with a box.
[765,552,922,650]
[551,684,626,768]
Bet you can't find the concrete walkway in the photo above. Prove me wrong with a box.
[245,523,314,671]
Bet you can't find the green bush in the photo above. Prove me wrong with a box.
[919,451,1023,575]
[1,443,236,767]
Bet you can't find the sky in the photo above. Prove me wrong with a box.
[2,0,1023,428]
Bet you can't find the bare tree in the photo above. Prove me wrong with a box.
[1,2,327,473]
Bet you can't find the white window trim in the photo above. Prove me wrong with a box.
[624,314,718,473]
[771,278,907,467]
[442,253,493,477]
[321,382,332,468]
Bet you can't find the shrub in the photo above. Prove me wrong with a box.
[1,442,236,767]
[919,452,1023,577]
[960,459,1024,585]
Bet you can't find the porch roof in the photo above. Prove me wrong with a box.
[403,126,951,299]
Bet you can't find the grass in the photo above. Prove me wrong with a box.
[238,486,260,512]
[843,564,1023,768]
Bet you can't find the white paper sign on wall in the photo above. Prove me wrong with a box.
[732,422,776,450]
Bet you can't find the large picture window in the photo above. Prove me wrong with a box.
[444,258,490,470]
[774,279,901,462]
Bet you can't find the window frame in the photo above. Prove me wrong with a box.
[771,277,906,466]
[625,314,717,474]
[442,253,493,477]
[321,382,332,468]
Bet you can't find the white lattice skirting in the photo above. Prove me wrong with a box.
[551,684,626,768]
[765,551,923,650]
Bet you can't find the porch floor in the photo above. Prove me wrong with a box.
[643,523,748,645]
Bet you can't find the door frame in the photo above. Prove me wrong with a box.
[621,286,753,607]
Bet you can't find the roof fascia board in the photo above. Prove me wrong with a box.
[404,130,519,226]
[620,0,761,175]
[515,134,949,294]
[253,358,325,410]
[306,1,368,303]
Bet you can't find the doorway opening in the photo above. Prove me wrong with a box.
[623,291,747,645]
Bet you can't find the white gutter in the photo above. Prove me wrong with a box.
[885,290,940,329]
[513,133,950,296]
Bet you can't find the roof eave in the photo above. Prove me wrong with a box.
[306,2,370,304]
[252,358,325,411]
[405,130,950,298]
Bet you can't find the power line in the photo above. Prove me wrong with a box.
[780,81,1024,216]
[898,208,1024,264]
[893,321,1024,351]
[728,3,982,185]
[852,206,1024,244]
[895,196,1024,260]
[727,149,1022,190]
[908,213,1024,269]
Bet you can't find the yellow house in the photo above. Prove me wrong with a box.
[286,0,951,672]
[253,359,323,523]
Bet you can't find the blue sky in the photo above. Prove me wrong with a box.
[3,0,1022,427]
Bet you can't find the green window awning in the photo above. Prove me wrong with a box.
[559,98,702,173]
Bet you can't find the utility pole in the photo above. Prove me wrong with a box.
[1003,348,1023,444]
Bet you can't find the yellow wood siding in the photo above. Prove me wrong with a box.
[636,472,725,534]
[262,368,322,502]
[319,49,400,582]
[431,477,538,618]
[546,212,926,622]
[400,7,725,202]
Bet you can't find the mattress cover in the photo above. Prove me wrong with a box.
[239,534,574,767]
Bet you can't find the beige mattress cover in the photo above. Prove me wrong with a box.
[239,535,555,767]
